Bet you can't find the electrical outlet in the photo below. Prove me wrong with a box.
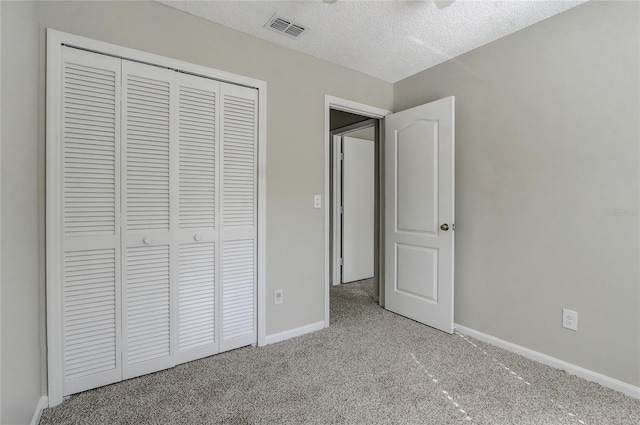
[313,195,322,209]
[562,309,578,331]
[274,289,283,305]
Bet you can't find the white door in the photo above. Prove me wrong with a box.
[342,136,375,283]
[219,83,258,352]
[384,97,455,334]
[121,60,175,379]
[175,73,220,364]
[59,46,123,396]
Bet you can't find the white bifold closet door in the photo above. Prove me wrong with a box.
[219,84,258,352]
[60,47,123,395]
[175,73,220,365]
[121,60,175,379]
[57,46,258,396]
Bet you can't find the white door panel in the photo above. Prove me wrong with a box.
[342,136,375,283]
[60,47,122,396]
[219,83,258,352]
[396,120,438,234]
[121,60,175,378]
[384,97,455,334]
[175,72,220,364]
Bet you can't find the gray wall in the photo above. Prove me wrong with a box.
[395,0,640,386]
[1,2,45,424]
[0,1,393,422]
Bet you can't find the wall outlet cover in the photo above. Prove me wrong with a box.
[562,308,578,331]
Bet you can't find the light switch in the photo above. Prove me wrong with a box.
[314,195,322,209]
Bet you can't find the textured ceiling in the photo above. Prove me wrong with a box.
[157,0,586,83]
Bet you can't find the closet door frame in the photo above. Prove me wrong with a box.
[46,29,268,408]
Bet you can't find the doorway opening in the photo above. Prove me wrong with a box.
[331,117,377,288]
[324,96,391,327]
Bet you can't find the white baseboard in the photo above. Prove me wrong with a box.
[454,324,640,399]
[31,396,48,425]
[264,321,325,345]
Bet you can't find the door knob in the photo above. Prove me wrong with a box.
[440,224,449,231]
[194,234,203,242]
[143,236,152,245]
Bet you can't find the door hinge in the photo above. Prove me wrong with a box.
[340,206,344,214]
[340,258,343,266]
[452,223,455,231]
[339,153,344,161]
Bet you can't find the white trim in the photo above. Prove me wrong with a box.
[30,396,49,425]
[325,96,391,119]
[324,96,391,328]
[332,134,341,287]
[46,29,267,407]
[455,324,640,399]
[46,29,64,408]
[0,0,3,415]
[257,80,268,348]
[264,321,325,345]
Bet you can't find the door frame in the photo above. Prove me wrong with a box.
[46,29,268,407]
[331,120,377,288]
[324,96,390,327]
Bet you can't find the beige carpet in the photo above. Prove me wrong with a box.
[40,279,640,424]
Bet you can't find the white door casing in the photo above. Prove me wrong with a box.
[384,97,455,334]
[324,97,391,326]
[331,134,342,287]
[342,136,375,283]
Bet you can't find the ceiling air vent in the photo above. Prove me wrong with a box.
[265,14,307,39]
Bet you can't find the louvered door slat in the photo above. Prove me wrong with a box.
[60,47,122,397]
[222,90,257,229]
[175,73,220,364]
[178,81,217,230]
[178,243,215,350]
[123,63,171,233]
[64,249,117,379]
[63,57,117,237]
[125,245,171,366]
[220,84,258,353]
